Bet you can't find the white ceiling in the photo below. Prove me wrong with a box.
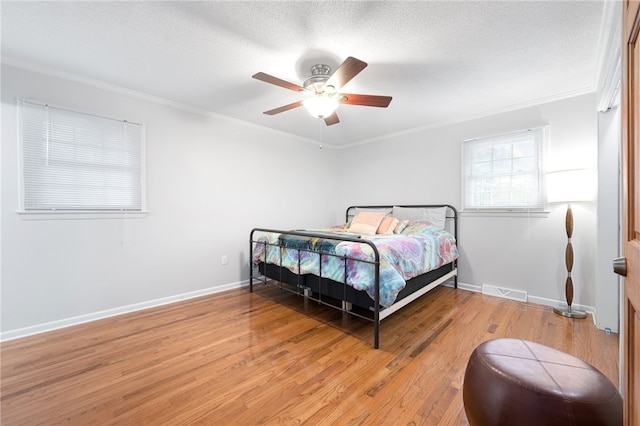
[1,1,607,148]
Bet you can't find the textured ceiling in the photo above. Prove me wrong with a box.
[1,1,607,148]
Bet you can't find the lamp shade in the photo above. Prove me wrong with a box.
[546,169,596,203]
[302,95,339,118]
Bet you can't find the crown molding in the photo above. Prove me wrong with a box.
[338,86,596,150]
[1,58,339,150]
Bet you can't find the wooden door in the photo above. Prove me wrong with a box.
[622,2,640,425]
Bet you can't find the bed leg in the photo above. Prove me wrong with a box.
[342,301,352,311]
[374,322,379,349]
[304,288,312,298]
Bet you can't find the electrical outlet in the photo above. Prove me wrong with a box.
[221,255,228,265]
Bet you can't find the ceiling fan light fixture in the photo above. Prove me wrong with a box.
[253,56,391,126]
[302,95,339,119]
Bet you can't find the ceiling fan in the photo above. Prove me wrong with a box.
[252,56,392,126]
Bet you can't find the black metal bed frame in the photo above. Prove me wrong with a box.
[249,204,458,349]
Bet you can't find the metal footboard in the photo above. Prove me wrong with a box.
[249,228,383,348]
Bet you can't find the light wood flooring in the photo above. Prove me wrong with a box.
[1,284,620,425]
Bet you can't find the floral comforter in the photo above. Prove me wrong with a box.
[251,221,458,307]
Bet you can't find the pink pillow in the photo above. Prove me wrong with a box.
[377,216,399,234]
[349,212,386,235]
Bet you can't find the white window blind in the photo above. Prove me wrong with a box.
[19,98,144,212]
[463,127,545,210]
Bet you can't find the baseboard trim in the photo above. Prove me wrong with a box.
[449,282,596,325]
[1,279,599,342]
[528,295,597,325]
[445,281,482,293]
[0,280,249,342]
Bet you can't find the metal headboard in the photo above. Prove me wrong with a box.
[345,204,458,244]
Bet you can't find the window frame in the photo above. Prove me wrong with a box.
[17,98,147,220]
[461,126,547,213]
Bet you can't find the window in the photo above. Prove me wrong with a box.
[462,127,545,211]
[18,98,145,214]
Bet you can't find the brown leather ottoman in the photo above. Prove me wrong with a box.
[462,338,622,426]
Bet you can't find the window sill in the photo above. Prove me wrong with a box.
[17,211,148,220]
[461,210,550,218]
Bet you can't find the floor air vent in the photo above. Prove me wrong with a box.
[482,284,528,303]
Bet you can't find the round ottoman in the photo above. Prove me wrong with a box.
[462,338,622,426]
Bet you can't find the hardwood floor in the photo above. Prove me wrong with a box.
[1,284,619,425]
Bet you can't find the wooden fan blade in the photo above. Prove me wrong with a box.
[263,101,303,115]
[340,93,392,108]
[324,57,367,91]
[324,111,340,126]
[252,72,304,92]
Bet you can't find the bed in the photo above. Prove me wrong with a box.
[249,204,459,348]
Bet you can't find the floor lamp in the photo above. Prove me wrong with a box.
[546,169,595,319]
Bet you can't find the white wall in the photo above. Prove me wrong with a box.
[2,63,615,339]
[596,100,622,332]
[1,64,339,336]
[337,94,600,311]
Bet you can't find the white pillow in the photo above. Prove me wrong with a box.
[424,207,447,229]
[353,207,392,216]
[392,206,447,229]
